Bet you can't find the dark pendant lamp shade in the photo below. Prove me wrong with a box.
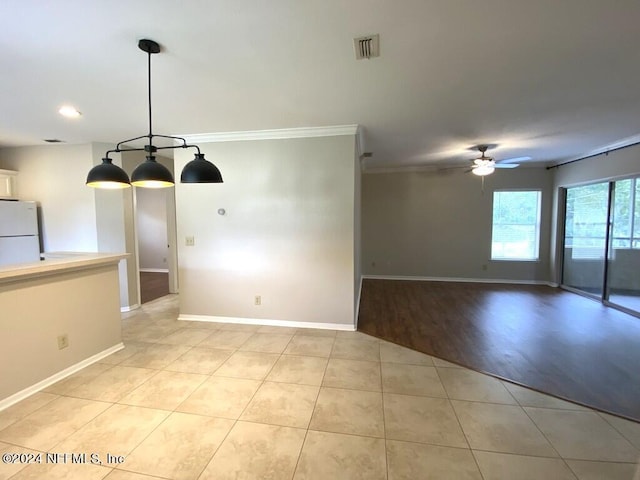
[86,158,131,189]
[181,153,223,183]
[131,156,174,188]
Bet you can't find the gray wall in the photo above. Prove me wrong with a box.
[362,167,553,282]
[0,144,98,252]
[0,143,141,310]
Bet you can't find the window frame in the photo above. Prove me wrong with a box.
[490,189,542,262]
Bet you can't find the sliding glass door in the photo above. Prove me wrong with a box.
[562,176,640,316]
[562,183,609,299]
[606,178,640,313]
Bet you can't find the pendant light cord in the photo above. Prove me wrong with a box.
[147,49,153,141]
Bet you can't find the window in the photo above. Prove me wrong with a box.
[491,191,541,260]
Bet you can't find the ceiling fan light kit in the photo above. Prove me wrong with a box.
[468,145,521,177]
[471,164,495,176]
[86,39,223,189]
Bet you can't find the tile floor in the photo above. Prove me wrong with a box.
[1,294,639,480]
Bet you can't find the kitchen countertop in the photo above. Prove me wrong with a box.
[0,252,129,283]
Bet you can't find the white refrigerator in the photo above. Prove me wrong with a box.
[0,200,41,267]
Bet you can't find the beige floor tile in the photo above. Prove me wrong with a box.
[503,382,589,410]
[432,357,464,368]
[8,462,112,480]
[310,387,384,437]
[331,337,380,362]
[118,371,207,410]
[122,412,234,480]
[198,330,254,349]
[382,363,447,397]
[0,392,58,431]
[473,451,576,480]
[98,342,151,365]
[284,336,335,357]
[525,407,639,462]
[438,368,517,404]
[257,325,299,335]
[599,413,640,449]
[54,404,169,459]
[566,459,640,480]
[176,376,261,419]
[119,344,191,369]
[165,347,232,374]
[323,358,381,391]
[66,366,157,402]
[105,471,167,480]
[214,351,279,380]
[199,421,305,480]
[240,382,319,428]
[177,319,220,330]
[0,442,41,480]
[239,333,294,353]
[384,393,467,448]
[335,331,377,340]
[452,401,557,457]
[380,342,434,365]
[293,430,386,480]
[157,327,213,345]
[387,440,482,480]
[0,397,111,451]
[216,323,261,332]
[294,328,337,338]
[266,355,328,386]
[44,363,114,395]
[123,325,181,343]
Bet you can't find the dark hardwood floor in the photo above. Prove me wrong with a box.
[140,272,170,304]
[357,279,640,422]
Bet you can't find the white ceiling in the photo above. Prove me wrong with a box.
[1,0,640,170]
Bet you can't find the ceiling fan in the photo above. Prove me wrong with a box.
[469,145,529,176]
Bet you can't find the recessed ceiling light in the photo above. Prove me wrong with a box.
[58,105,82,118]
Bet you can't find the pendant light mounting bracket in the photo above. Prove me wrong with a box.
[138,39,160,54]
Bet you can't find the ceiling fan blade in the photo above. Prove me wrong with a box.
[497,156,531,164]
[494,164,519,169]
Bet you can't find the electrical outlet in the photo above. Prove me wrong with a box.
[57,334,69,350]
[254,295,261,306]
[185,236,195,246]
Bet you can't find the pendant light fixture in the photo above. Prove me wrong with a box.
[86,39,223,189]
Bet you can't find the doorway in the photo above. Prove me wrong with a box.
[561,176,640,316]
[134,172,179,304]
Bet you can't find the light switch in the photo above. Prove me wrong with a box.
[185,236,195,246]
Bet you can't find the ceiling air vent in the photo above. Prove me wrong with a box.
[354,34,380,60]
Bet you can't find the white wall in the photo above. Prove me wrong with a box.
[362,167,553,282]
[0,144,98,252]
[175,134,358,328]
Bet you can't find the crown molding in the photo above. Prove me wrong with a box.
[177,125,360,144]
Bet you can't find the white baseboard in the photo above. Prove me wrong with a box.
[121,304,140,313]
[178,314,356,331]
[139,268,169,273]
[0,342,125,412]
[362,274,556,287]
